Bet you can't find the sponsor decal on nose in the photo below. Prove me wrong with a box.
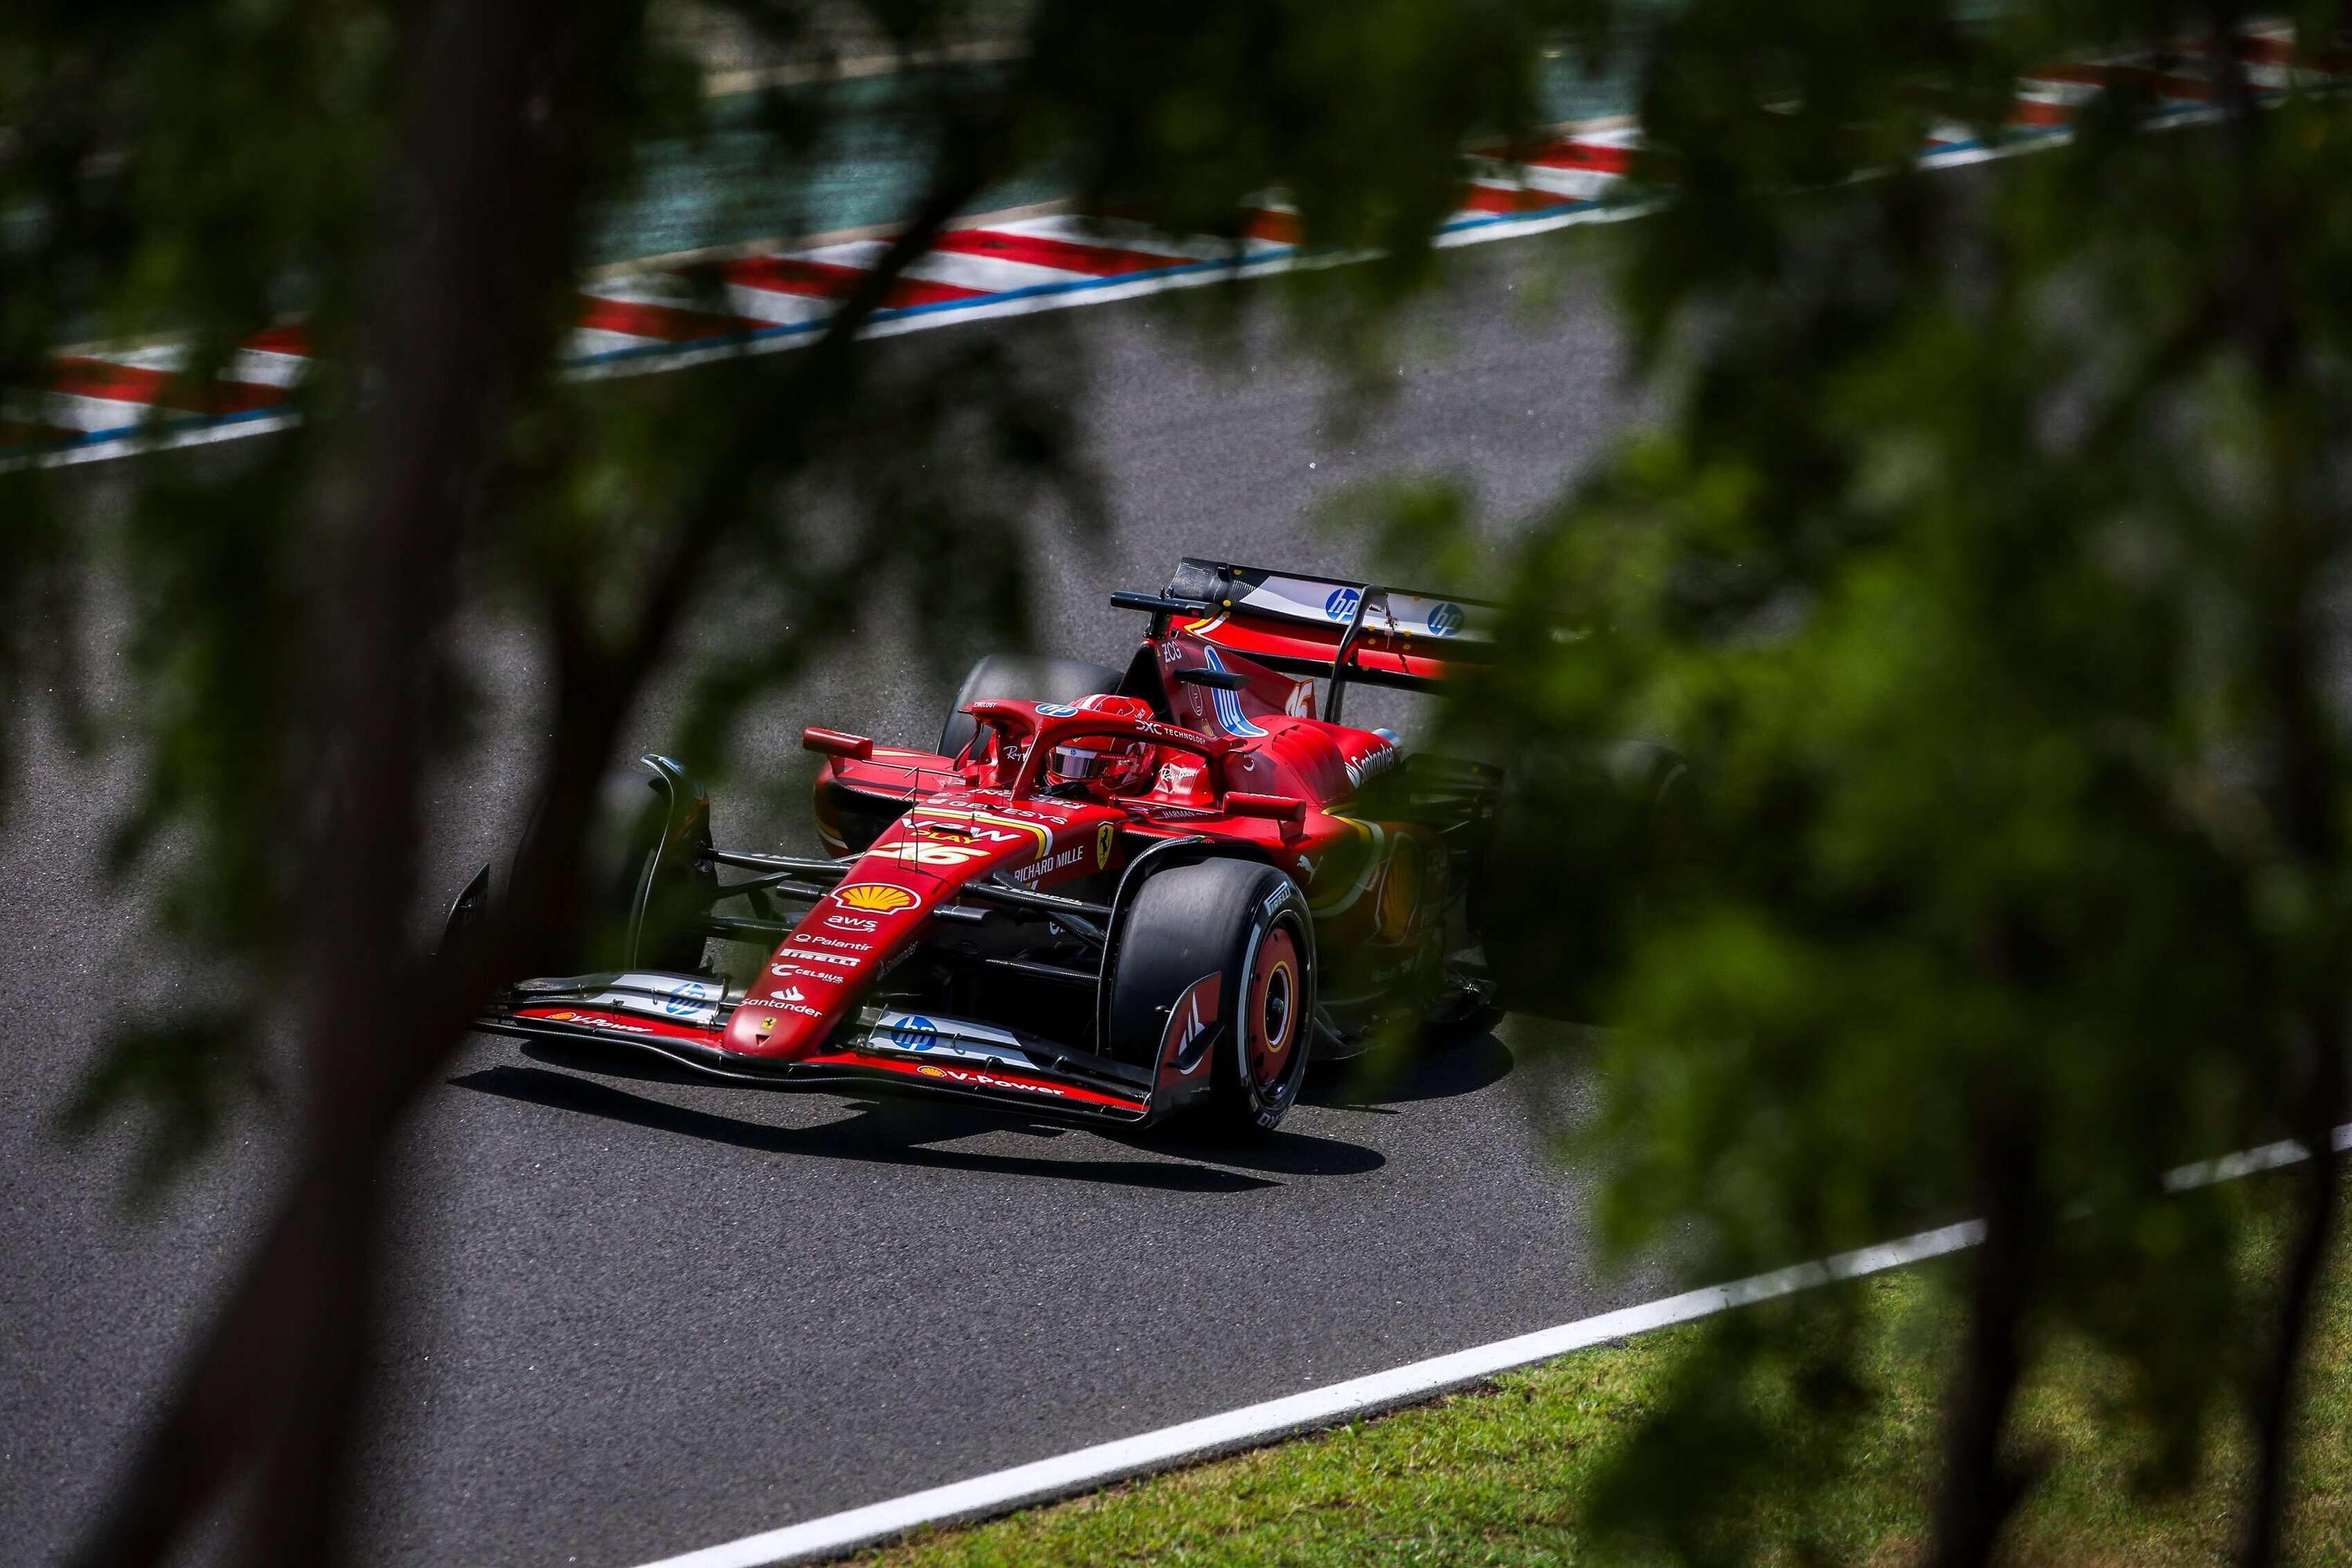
[833,883,918,913]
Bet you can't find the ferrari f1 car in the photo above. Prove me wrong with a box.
[455,558,1519,1136]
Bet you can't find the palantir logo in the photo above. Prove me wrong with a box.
[1324,586,1362,621]
[1427,601,1463,637]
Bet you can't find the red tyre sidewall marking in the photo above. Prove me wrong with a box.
[1247,924,1300,1092]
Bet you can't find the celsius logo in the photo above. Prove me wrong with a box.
[1324,586,1362,621]
[833,883,917,913]
[1427,601,1463,637]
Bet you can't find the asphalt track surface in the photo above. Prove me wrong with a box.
[1,235,1679,1566]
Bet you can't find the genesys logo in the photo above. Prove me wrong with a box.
[976,801,1065,825]
[833,883,918,913]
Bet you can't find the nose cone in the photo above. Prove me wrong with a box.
[724,804,1073,1059]
[724,871,934,1058]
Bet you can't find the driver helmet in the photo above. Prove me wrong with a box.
[1045,694,1156,793]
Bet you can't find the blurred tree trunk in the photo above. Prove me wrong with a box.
[2242,1036,2344,1568]
[67,0,637,1559]
[2201,17,2352,1566]
[64,0,1003,1554]
[1929,1095,2045,1568]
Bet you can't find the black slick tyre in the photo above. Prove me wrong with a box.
[1106,858,1315,1137]
[938,653,1124,758]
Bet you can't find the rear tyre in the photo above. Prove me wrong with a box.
[938,653,1124,759]
[1105,858,1316,1137]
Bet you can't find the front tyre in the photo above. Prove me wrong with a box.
[1106,858,1316,1137]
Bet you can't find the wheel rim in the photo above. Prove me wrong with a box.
[1247,925,1301,1091]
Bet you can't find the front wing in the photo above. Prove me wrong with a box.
[477,975,1156,1123]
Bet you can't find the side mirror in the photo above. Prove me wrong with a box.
[1225,791,1305,824]
[1175,667,1250,691]
[802,727,873,761]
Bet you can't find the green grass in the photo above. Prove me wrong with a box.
[856,1207,2352,1567]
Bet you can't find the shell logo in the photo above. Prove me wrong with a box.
[833,882,919,913]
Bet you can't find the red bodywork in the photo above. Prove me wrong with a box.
[482,560,1500,1125]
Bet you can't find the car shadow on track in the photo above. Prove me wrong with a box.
[1098,1121,1388,1176]
[1299,1031,1515,1116]
[448,1055,1380,1192]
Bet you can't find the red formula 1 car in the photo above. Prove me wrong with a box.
[456,558,1511,1135]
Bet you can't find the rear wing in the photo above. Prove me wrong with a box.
[1113,558,1504,720]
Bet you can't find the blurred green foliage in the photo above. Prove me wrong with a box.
[1418,2,2352,1561]
[9,0,2347,1560]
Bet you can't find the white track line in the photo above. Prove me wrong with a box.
[635,1121,2352,1568]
